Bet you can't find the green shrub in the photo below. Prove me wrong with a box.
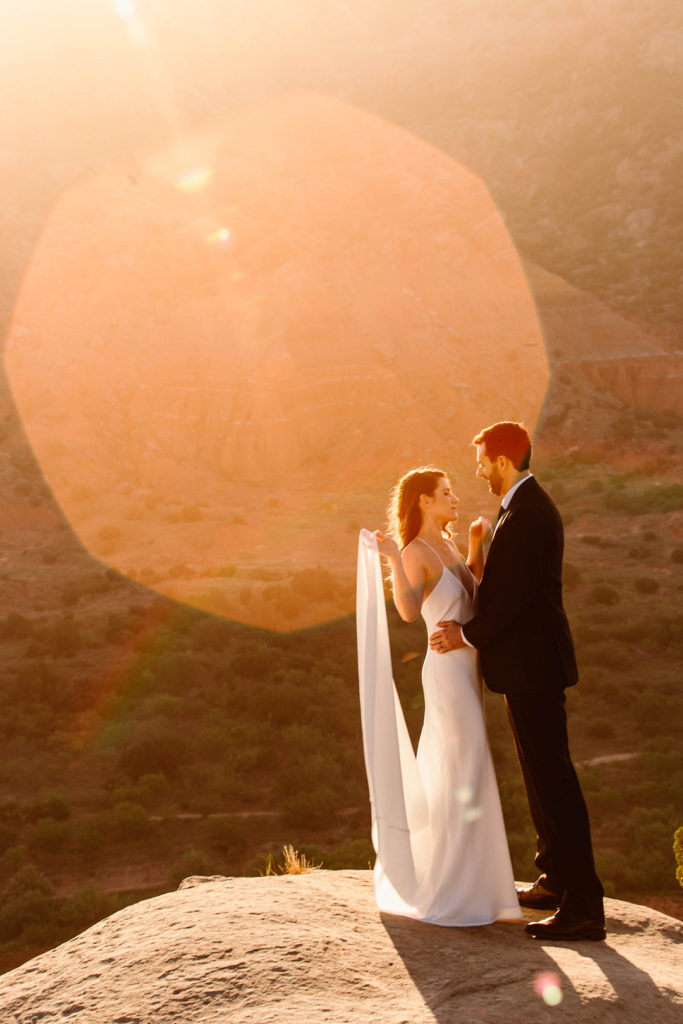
[647,615,683,650]
[61,585,83,608]
[634,577,659,594]
[624,807,680,889]
[675,827,683,888]
[590,584,620,606]
[506,831,537,882]
[627,544,649,560]
[229,645,273,679]
[3,845,29,871]
[280,784,340,828]
[112,801,149,839]
[605,482,683,515]
[586,718,615,739]
[13,663,72,712]
[61,883,120,929]
[166,849,222,890]
[139,694,182,720]
[589,786,622,811]
[152,652,200,693]
[288,567,339,602]
[596,850,635,894]
[179,763,236,812]
[0,866,56,942]
[119,724,187,779]
[563,562,582,588]
[192,617,233,652]
[28,817,69,852]
[579,641,632,671]
[109,772,169,810]
[0,612,33,639]
[202,816,247,856]
[42,616,82,654]
[31,794,72,821]
[70,814,111,857]
[0,824,17,856]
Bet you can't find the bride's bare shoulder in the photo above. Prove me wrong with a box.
[402,538,428,564]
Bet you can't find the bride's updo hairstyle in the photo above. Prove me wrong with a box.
[387,467,448,550]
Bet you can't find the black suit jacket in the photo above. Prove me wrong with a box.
[462,476,578,695]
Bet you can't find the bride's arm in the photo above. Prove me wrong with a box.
[375,533,425,622]
[466,516,491,582]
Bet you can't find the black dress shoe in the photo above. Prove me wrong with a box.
[516,879,562,910]
[525,910,606,942]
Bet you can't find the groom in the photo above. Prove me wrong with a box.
[429,421,605,941]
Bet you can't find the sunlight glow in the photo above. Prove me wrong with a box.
[176,166,214,192]
[454,784,473,803]
[5,95,547,630]
[112,0,147,45]
[533,971,563,1007]
[206,227,232,247]
[114,0,135,18]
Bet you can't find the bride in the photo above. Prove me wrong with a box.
[357,467,521,925]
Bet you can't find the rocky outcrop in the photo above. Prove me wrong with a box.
[0,871,680,1023]
[525,261,683,414]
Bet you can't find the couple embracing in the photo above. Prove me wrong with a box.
[357,421,605,942]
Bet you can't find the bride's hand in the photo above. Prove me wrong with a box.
[374,531,401,560]
[469,516,491,545]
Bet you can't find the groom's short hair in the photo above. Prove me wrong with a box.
[473,421,531,470]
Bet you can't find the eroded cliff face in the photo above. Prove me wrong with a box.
[567,355,683,415]
[525,261,683,414]
[0,872,681,1024]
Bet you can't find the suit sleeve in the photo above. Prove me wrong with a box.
[462,505,549,651]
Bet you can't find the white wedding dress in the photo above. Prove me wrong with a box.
[357,530,521,925]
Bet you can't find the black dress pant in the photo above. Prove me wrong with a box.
[505,687,604,922]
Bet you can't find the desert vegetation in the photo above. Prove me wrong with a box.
[0,406,680,969]
[0,0,681,972]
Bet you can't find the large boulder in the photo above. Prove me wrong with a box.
[0,871,680,1023]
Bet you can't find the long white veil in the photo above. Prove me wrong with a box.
[356,529,428,900]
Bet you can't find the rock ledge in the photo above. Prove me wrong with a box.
[0,870,680,1023]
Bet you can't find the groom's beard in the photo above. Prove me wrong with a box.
[487,466,503,496]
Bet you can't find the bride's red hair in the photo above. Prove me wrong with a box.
[387,467,448,550]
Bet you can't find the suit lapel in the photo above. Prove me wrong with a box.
[488,477,535,547]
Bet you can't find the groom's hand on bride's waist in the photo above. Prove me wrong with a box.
[429,620,466,653]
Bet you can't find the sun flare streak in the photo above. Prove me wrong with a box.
[176,166,214,193]
[112,0,147,45]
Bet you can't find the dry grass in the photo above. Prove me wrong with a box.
[262,845,322,876]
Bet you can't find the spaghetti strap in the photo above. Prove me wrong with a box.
[415,536,476,602]
[414,536,445,565]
